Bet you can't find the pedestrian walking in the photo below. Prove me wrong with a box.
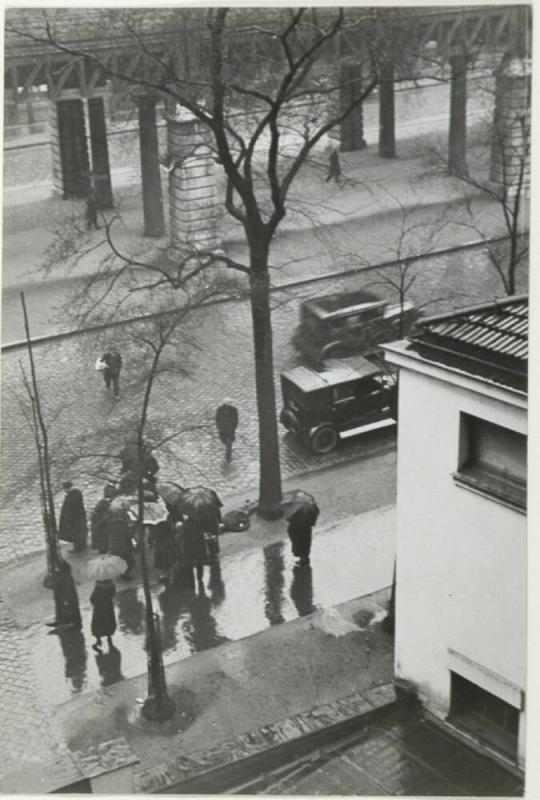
[215,399,239,463]
[86,187,99,230]
[59,481,88,553]
[107,505,136,580]
[287,507,316,567]
[91,484,116,553]
[325,145,342,183]
[46,559,82,632]
[90,579,117,651]
[101,348,123,399]
[175,517,210,588]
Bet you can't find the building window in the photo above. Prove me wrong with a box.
[454,414,526,510]
[449,672,519,760]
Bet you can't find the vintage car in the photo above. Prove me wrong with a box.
[292,288,418,365]
[280,355,397,454]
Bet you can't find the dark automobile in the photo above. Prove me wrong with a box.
[280,355,397,454]
[292,288,418,365]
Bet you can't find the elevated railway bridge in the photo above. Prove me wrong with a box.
[4,6,531,247]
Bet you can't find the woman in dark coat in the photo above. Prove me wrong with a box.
[46,559,82,631]
[287,507,317,567]
[106,506,136,579]
[176,517,210,587]
[90,579,116,651]
[90,484,116,553]
[59,481,88,552]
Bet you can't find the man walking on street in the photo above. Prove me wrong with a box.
[215,400,239,463]
[325,144,342,183]
[102,348,123,399]
[86,187,99,230]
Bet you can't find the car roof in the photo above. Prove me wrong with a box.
[282,356,380,392]
[304,289,385,319]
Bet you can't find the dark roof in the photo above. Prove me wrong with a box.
[408,295,528,392]
[282,356,380,392]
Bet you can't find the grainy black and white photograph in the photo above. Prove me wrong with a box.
[0,2,535,795]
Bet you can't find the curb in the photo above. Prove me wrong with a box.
[1,235,511,353]
[133,683,404,794]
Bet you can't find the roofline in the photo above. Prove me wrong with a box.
[416,294,529,326]
[383,340,528,408]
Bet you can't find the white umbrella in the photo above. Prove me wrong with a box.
[86,554,127,581]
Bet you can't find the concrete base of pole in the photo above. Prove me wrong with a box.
[256,503,283,521]
[142,696,176,721]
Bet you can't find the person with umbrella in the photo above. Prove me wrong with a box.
[91,484,116,553]
[282,490,320,568]
[90,580,117,651]
[175,516,210,590]
[59,481,88,553]
[181,486,223,560]
[215,399,239,463]
[86,554,125,651]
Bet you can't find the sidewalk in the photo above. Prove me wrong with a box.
[0,498,396,794]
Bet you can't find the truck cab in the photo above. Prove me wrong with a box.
[280,355,397,454]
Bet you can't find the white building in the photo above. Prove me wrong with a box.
[384,295,527,771]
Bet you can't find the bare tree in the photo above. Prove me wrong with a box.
[8,7,445,516]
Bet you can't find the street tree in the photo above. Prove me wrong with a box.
[8,7,440,517]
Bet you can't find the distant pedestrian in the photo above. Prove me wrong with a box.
[101,348,123,399]
[91,484,116,553]
[59,481,88,553]
[86,187,99,230]
[175,517,210,589]
[325,146,342,183]
[90,579,117,651]
[215,399,239,463]
[287,507,315,567]
[46,559,82,632]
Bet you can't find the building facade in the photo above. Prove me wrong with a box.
[384,295,527,771]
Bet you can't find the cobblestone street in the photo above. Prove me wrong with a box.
[0,242,528,566]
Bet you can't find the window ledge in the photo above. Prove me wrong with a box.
[452,472,526,514]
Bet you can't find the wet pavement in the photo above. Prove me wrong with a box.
[27,511,394,707]
[248,705,524,796]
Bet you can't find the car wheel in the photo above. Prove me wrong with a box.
[310,425,339,454]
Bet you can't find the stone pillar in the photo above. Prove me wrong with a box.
[88,95,114,209]
[339,62,367,152]
[448,49,468,176]
[136,93,164,238]
[490,57,531,191]
[50,98,90,198]
[378,61,396,159]
[167,107,221,251]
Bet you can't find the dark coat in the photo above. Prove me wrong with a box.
[215,404,239,443]
[176,518,209,568]
[107,510,135,570]
[91,499,111,553]
[90,580,117,638]
[52,563,82,628]
[154,520,176,571]
[287,515,313,559]
[102,350,122,374]
[59,489,88,548]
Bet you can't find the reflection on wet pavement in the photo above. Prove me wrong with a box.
[30,520,393,706]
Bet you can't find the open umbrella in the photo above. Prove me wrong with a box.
[281,489,320,524]
[157,481,185,511]
[86,554,127,581]
[182,486,222,532]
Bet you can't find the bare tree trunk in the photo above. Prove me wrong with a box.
[448,49,468,176]
[249,254,283,519]
[379,61,396,159]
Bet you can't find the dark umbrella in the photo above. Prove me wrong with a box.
[281,489,320,525]
[182,486,222,531]
[157,482,185,512]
